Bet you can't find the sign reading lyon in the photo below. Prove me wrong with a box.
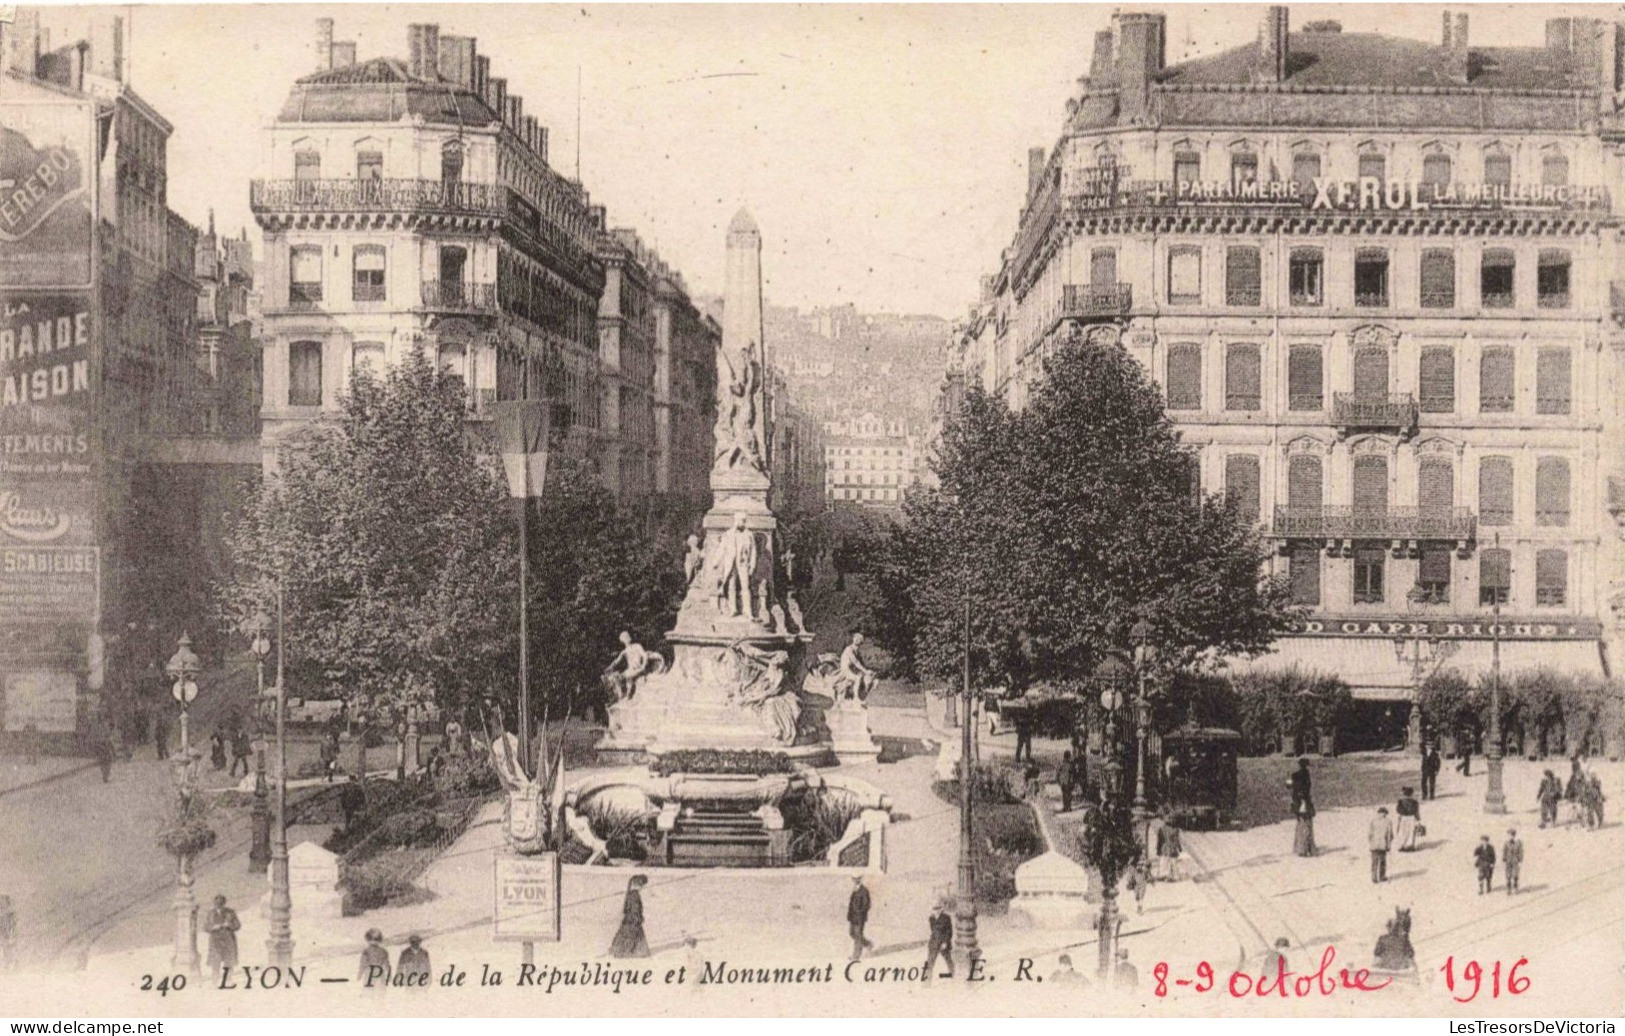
[493,854,562,943]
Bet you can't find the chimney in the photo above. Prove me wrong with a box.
[315,18,334,73]
[505,95,522,130]
[491,77,507,120]
[330,41,356,67]
[523,115,538,152]
[537,125,549,163]
[439,35,475,89]
[475,55,490,100]
[422,24,440,79]
[89,14,123,82]
[1115,12,1167,123]
[1452,12,1469,81]
[1253,5,1289,83]
[1550,18,1623,108]
[1027,147,1047,199]
[1089,29,1114,81]
[1442,10,1453,50]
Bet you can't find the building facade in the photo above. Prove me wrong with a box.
[654,269,720,504]
[593,221,658,502]
[964,7,1625,739]
[823,412,920,509]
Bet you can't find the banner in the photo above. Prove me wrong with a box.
[0,99,96,289]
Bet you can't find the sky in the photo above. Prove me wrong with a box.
[31,3,1596,318]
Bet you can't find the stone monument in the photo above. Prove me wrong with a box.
[597,210,832,762]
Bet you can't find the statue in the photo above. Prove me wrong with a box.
[833,632,878,704]
[729,640,800,745]
[785,591,806,635]
[602,631,663,703]
[683,534,705,586]
[714,339,766,475]
[714,513,759,619]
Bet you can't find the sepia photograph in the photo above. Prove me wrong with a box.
[0,0,1622,1022]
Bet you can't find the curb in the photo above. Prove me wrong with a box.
[0,761,99,799]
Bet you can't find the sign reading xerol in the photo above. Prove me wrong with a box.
[0,100,96,289]
[493,854,561,943]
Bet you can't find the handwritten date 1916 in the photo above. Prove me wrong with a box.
[1441,957,1530,1003]
[1153,947,1391,999]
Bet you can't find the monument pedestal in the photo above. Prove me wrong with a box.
[827,704,881,764]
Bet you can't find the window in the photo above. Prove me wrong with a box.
[1353,456,1388,512]
[356,151,383,181]
[1479,347,1515,413]
[352,246,385,302]
[438,342,467,391]
[294,151,320,181]
[1353,346,1389,399]
[1358,152,1386,180]
[1290,546,1321,606]
[1226,246,1261,306]
[1289,248,1322,306]
[1354,248,1388,307]
[1354,546,1386,604]
[1090,248,1117,288]
[1536,348,1572,415]
[1420,249,1455,308]
[1418,457,1453,516]
[1479,548,1511,606]
[1535,549,1567,606]
[288,341,323,407]
[1225,454,1260,521]
[1168,247,1202,305]
[351,341,385,377]
[1417,546,1451,604]
[1174,151,1200,187]
[1419,347,1455,413]
[1422,153,1452,188]
[1538,250,1570,309]
[1230,151,1258,187]
[1480,249,1515,309]
[1485,153,1512,187]
[1541,153,1569,187]
[1288,345,1323,410]
[1535,457,1570,527]
[442,144,464,186]
[1225,343,1261,411]
[1287,455,1323,511]
[289,246,322,307]
[1478,457,1514,526]
[1291,152,1321,194]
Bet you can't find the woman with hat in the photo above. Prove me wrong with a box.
[1288,758,1316,857]
[357,928,391,986]
[609,875,651,958]
[1395,785,1422,851]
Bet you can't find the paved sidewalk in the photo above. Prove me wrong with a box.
[0,757,97,797]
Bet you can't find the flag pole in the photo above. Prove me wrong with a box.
[518,453,531,779]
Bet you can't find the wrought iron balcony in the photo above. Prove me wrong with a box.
[1537,292,1570,310]
[250,178,503,215]
[1333,392,1417,434]
[1420,290,1455,309]
[420,281,498,313]
[1062,283,1132,319]
[1481,291,1516,309]
[1272,506,1477,543]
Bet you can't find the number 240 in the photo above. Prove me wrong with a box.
[1441,957,1529,1002]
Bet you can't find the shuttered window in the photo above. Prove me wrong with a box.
[1225,455,1261,521]
[1185,454,1202,505]
[1288,345,1323,410]
[1418,457,1453,513]
[1419,347,1455,413]
[1485,153,1512,187]
[1535,549,1568,606]
[1479,549,1511,606]
[1289,248,1323,306]
[1354,547,1386,604]
[1478,457,1514,526]
[1422,153,1452,187]
[1168,247,1202,305]
[1535,457,1570,527]
[1226,247,1261,306]
[288,341,323,407]
[1174,151,1200,186]
[1230,152,1259,187]
[1480,347,1515,412]
[1291,153,1321,193]
[1420,249,1455,308]
[1536,348,1571,415]
[352,245,386,301]
[1090,248,1118,288]
[1354,248,1389,307]
[1538,250,1570,309]
[1358,153,1386,180]
[1290,546,1321,606]
[1166,345,1202,410]
[290,246,323,305]
[1541,153,1569,187]
[1287,455,1323,511]
[1225,343,1261,410]
[1353,456,1388,512]
[1481,249,1515,309]
[1417,546,1451,604]
[1353,347,1389,399]
[294,151,320,180]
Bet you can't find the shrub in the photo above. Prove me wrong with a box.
[932,759,1024,807]
[971,803,1042,908]
[374,808,442,849]
[650,749,796,776]
[342,852,425,914]
[780,791,865,863]
[433,751,501,798]
[576,800,651,861]
[157,796,217,858]
[1232,667,1354,756]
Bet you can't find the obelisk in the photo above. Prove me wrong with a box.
[710,209,772,518]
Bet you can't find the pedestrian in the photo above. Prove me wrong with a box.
[209,730,228,771]
[1394,786,1421,851]
[1013,710,1034,764]
[1115,947,1138,990]
[1058,751,1076,813]
[357,928,391,986]
[1457,738,1473,776]
[230,728,252,778]
[0,895,15,973]
[1538,769,1562,828]
[397,934,430,986]
[1473,835,1496,895]
[609,875,651,958]
[1421,744,1441,801]
[1049,953,1088,985]
[922,900,954,981]
[1585,769,1607,829]
[846,876,874,960]
[1289,757,1316,857]
[320,731,341,783]
[153,711,171,761]
[1023,757,1041,799]
[1367,807,1393,884]
[204,894,240,976]
[1128,856,1150,914]
[94,725,116,783]
[444,717,465,757]
[1502,828,1523,895]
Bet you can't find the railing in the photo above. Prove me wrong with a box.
[352,282,386,303]
[1535,395,1572,415]
[1481,291,1516,309]
[1537,292,1571,310]
[1288,393,1324,411]
[1480,395,1515,413]
[1420,291,1455,309]
[1419,395,1455,414]
[420,281,498,312]
[250,178,503,215]
[1289,290,1321,307]
[1227,287,1261,307]
[1354,291,1388,308]
[1272,505,1477,542]
[289,283,322,310]
[1332,392,1418,430]
[1061,282,1132,318]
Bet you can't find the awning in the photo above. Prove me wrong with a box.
[1434,640,1607,683]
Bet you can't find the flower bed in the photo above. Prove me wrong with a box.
[650,749,797,777]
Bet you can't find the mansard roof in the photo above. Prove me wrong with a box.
[278,57,498,125]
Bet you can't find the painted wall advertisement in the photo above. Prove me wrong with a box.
[0,99,95,289]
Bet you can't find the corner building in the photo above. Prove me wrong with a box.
[979,7,1625,743]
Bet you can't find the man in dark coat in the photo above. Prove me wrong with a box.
[922,901,954,981]
[397,934,431,987]
[847,877,873,961]
[357,928,391,986]
[1473,835,1496,894]
[1538,770,1562,828]
[1502,829,1524,895]
[1013,709,1034,764]
[230,729,252,778]
[1421,745,1441,801]
[204,895,241,976]
[1058,751,1076,813]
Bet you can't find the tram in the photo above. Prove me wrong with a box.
[1153,726,1242,829]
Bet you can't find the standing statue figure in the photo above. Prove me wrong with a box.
[683,534,705,586]
[729,640,800,745]
[715,513,759,619]
[714,339,765,475]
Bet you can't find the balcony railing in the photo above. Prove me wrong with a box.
[1481,291,1516,309]
[1332,392,1418,432]
[1289,290,1322,307]
[1420,291,1455,309]
[250,178,503,215]
[1062,283,1132,319]
[1537,292,1571,310]
[1227,288,1262,307]
[1288,394,1324,411]
[1272,506,1477,542]
[1354,291,1389,308]
[420,281,498,313]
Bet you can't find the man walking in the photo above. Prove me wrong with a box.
[1538,770,1562,828]
[1473,835,1497,895]
[1013,709,1035,764]
[1368,806,1393,884]
[922,900,954,981]
[1058,751,1076,813]
[357,928,391,987]
[153,710,171,761]
[229,728,252,779]
[397,934,431,987]
[1421,744,1441,801]
[847,877,874,961]
[1502,829,1523,895]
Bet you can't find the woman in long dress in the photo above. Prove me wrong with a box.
[609,875,651,958]
[1289,758,1316,857]
[1394,786,1421,850]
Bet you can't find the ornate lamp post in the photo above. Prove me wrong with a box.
[944,492,979,971]
[164,633,202,975]
[1093,655,1130,977]
[1129,619,1157,850]
[247,613,273,874]
[265,589,295,966]
[1395,585,1458,762]
[1484,532,1508,814]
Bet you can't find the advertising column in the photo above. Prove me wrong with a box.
[0,96,99,745]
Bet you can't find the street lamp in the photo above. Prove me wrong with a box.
[164,633,202,975]
[247,612,272,874]
[1091,652,1132,977]
[1129,619,1157,850]
[938,489,979,972]
[1394,586,1458,761]
[1484,533,1508,814]
[263,590,295,966]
